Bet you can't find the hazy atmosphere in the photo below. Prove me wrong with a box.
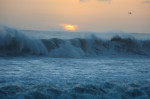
[0,0,150,33]
[1,1,150,99]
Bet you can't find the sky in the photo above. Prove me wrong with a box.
[0,0,150,33]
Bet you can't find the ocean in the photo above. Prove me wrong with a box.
[0,25,150,99]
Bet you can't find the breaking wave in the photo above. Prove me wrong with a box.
[0,25,150,57]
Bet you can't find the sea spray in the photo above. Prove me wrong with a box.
[0,25,48,56]
[0,25,150,57]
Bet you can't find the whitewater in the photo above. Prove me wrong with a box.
[0,25,150,99]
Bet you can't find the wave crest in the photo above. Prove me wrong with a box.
[0,26,48,56]
[0,26,150,57]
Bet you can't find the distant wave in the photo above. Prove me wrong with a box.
[0,25,150,57]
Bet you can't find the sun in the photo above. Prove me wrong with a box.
[61,24,77,31]
[65,25,75,31]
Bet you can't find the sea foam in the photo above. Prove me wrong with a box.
[0,25,150,57]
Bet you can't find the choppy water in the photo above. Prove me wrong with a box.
[0,25,150,99]
[0,57,150,99]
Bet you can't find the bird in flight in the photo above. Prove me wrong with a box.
[128,12,132,14]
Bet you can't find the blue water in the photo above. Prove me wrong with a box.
[0,57,150,99]
[0,25,150,99]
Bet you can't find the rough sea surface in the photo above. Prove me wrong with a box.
[0,25,150,99]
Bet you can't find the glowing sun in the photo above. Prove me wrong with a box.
[61,24,77,31]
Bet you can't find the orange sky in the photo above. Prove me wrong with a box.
[0,0,150,33]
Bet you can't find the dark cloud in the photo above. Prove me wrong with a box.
[98,0,111,2]
[142,0,150,3]
[80,0,85,1]
[79,0,88,2]
[79,0,111,2]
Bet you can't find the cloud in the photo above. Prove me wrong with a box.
[79,0,111,2]
[98,0,111,2]
[79,0,88,2]
[142,0,150,3]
